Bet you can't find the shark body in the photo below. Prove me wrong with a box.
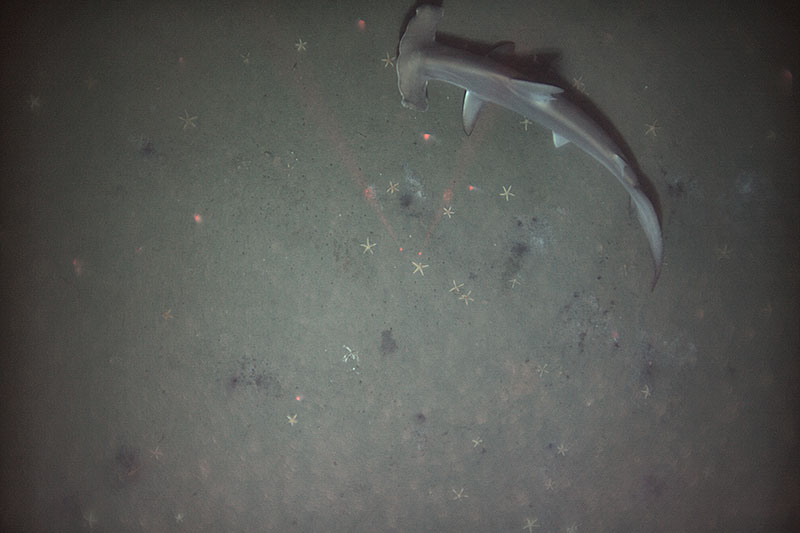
[396,5,663,286]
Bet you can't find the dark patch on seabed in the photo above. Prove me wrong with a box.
[224,355,283,401]
[381,328,398,355]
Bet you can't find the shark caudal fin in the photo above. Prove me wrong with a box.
[396,5,444,111]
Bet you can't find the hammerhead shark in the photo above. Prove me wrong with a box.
[396,5,664,287]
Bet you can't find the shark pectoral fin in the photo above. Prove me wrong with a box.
[462,91,486,135]
[552,132,570,148]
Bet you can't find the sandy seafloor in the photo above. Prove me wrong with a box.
[1,1,798,531]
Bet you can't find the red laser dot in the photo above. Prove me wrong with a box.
[443,188,454,204]
[357,19,366,31]
[296,395,303,402]
[72,258,84,276]
[778,67,793,95]
[417,251,422,256]
[194,213,203,224]
[422,133,431,141]
[468,185,476,191]
[399,247,404,252]
[364,186,375,201]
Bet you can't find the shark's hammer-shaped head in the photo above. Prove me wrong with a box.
[396,5,444,111]
[394,5,664,287]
